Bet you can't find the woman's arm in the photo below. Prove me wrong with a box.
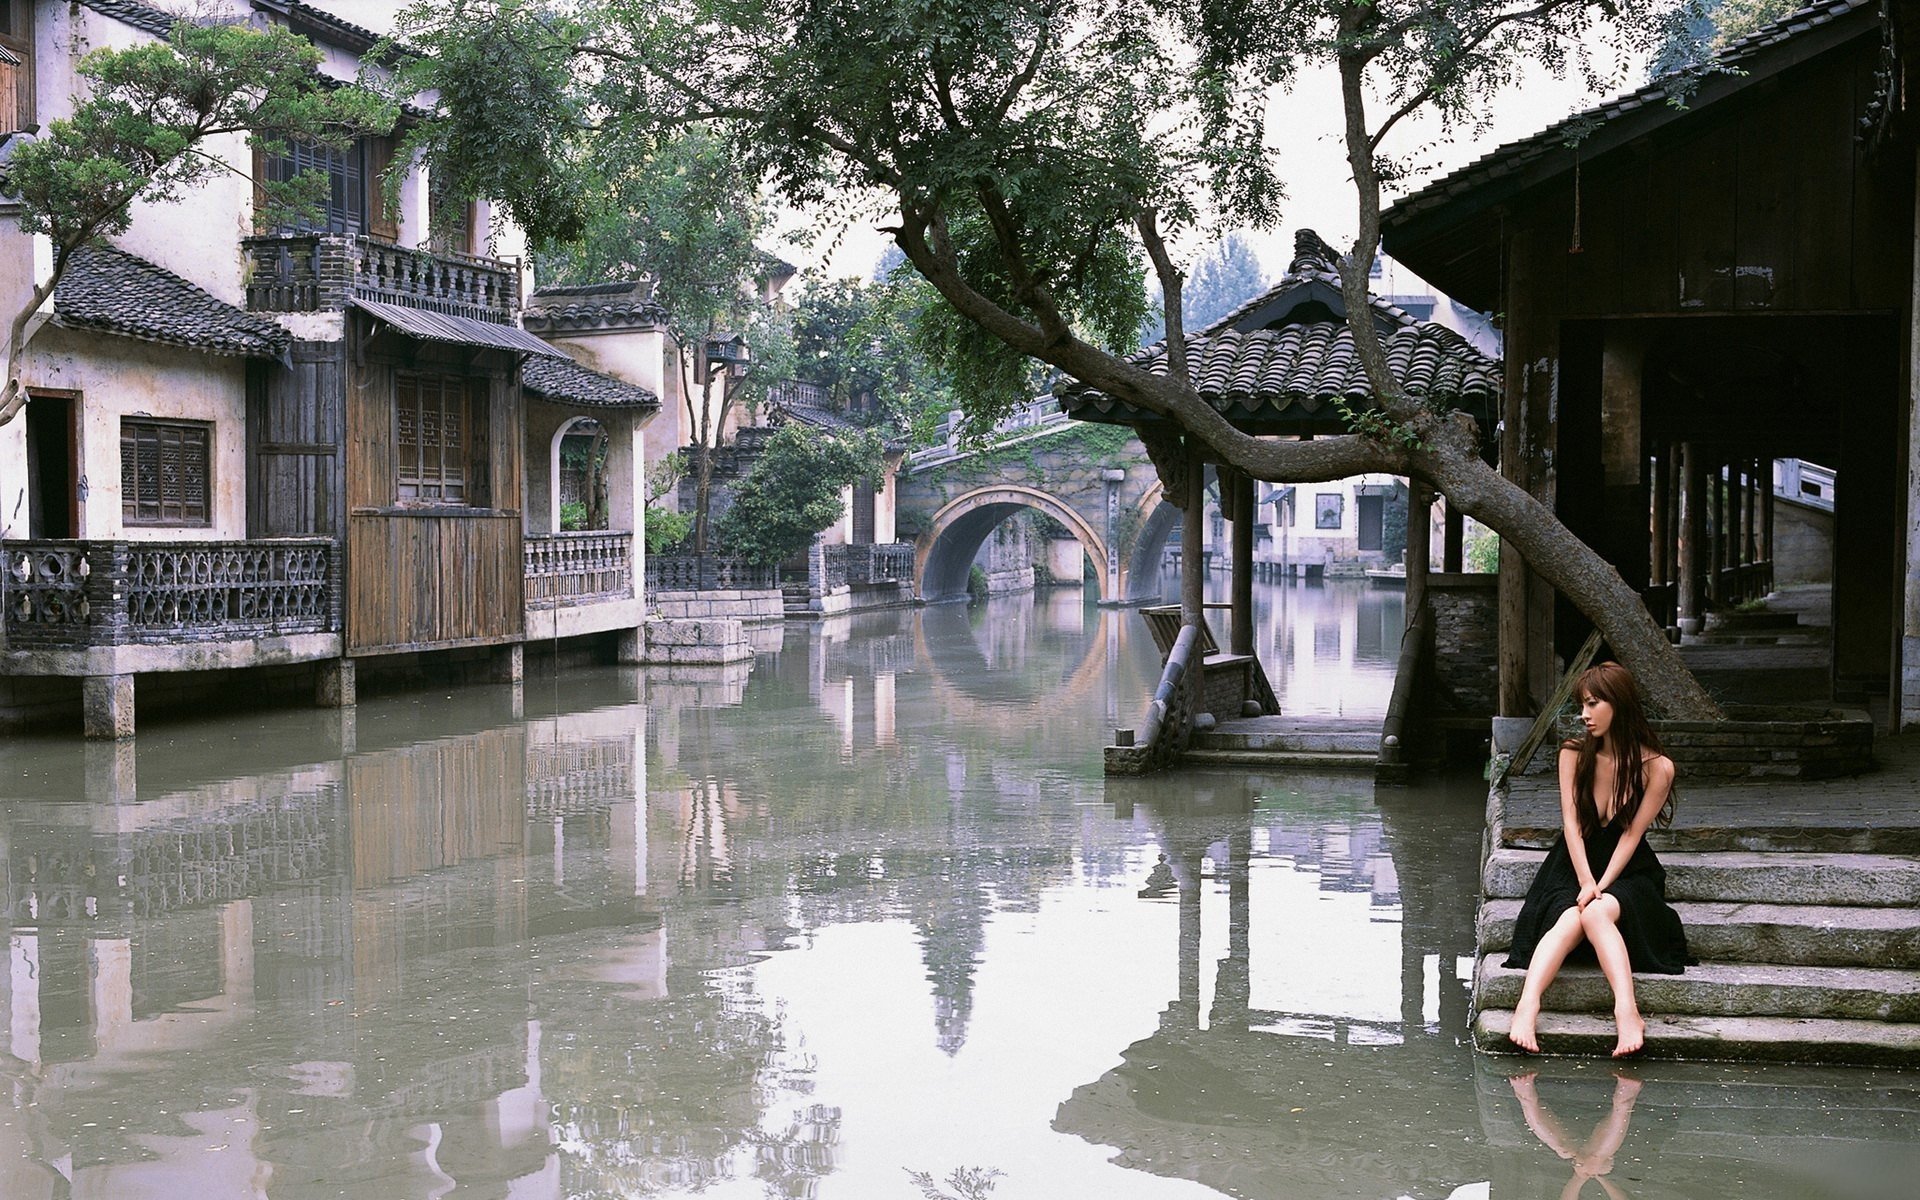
[1595,757,1676,894]
[1559,747,1598,895]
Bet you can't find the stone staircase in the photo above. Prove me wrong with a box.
[1473,825,1920,1064]
[1183,715,1381,770]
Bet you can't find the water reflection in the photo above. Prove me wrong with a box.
[0,582,1912,1199]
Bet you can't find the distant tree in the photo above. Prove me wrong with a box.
[713,422,883,565]
[1650,0,1795,76]
[1139,230,1269,345]
[0,20,394,424]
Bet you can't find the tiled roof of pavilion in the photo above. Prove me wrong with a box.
[54,244,292,358]
[520,352,661,411]
[1055,230,1501,431]
[521,280,669,333]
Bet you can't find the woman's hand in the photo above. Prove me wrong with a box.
[1576,883,1602,910]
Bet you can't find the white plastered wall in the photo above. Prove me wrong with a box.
[27,327,249,540]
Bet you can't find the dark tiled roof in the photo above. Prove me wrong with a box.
[55,244,291,358]
[1057,230,1501,428]
[77,0,179,38]
[251,2,383,53]
[521,353,661,411]
[1384,0,1872,230]
[772,396,912,453]
[522,280,668,332]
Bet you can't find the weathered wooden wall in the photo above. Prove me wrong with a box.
[1479,36,1915,712]
[344,322,525,654]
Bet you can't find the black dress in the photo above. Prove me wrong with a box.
[1502,811,1692,975]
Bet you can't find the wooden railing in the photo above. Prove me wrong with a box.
[3,539,340,649]
[768,378,832,409]
[524,532,633,609]
[1106,623,1200,775]
[242,234,520,321]
[644,554,779,592]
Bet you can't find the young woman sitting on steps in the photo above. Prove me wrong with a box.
[1503,661,1692,1057]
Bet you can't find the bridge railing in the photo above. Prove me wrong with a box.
[904,395,1070,470]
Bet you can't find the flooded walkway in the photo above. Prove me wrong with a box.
[0,582,1913,1197]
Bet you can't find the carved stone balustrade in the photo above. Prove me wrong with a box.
[243,234,520,322]
[3,538,340,650]
[823,542,915,589]
[524,532,634,609]
[644,554,779,592]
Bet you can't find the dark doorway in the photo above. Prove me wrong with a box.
[25,390,78,538]
[1356,493,1384,552]
[852,480,876,545]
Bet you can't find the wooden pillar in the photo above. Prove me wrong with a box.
[1182,445,1206,629]
[1761,460,1775,593]
[1709,459,1726,608]
[1678,443,1705,634]
[1406,480,1433,618]
[1745,457,1761,567]
[1650,447,1671,598]
[1442,500,1463,573]
[1229,469,1255,656]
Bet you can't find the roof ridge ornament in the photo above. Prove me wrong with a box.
[1289,229,1345,276]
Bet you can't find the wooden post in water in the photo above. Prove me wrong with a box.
[1406,480,1433,619]
[1182,443,1206,629]
[1230,469,1255,656]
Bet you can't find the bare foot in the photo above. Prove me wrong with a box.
[1508,1071,1539,1099]
[1509,1001,1541,1053]
[1612,1009,1646,1057]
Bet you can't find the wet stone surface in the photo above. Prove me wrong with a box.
[0,579,1914,1198]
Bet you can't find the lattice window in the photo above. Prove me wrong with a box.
[263,138,366,234]
[121,419,212,527]
[396,373,490,506]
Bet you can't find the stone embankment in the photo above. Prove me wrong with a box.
[1472,732,1920,1065]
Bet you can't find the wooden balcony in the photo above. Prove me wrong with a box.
[3,539,341,662]
[242,233,520,322]
[524,533,634,609]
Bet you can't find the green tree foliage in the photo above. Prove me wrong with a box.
[713,423,883,565]
[1651,0,1795,76]
[392,0,1723,716]
[791,269,954,449]
[0,20,395,423]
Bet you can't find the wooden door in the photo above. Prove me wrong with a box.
[1357,494,1384,552]
[24,389,78,538]
[248,342,346,540]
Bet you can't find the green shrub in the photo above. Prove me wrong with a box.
[713,423,882,565]
[559,500,591,531]
[645,506,694,554]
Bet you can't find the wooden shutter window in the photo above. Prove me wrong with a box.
[121,419,212,527]
[395,373,490,507]
[264,138,367,234]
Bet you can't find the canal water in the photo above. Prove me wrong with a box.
[0,579,1913,1199]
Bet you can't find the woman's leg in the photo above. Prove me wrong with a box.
[1510,906,1586,1052]
[1580,895,1645,1056]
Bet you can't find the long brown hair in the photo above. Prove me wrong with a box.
[1562,662,1673,836]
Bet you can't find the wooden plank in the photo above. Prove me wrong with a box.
[1500,627,1604,785]
[1667,121,1740,312]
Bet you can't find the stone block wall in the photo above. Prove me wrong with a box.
[1653,708,1875,781]
[641,618,754,665]
[650,588,785,624]
[1429,573,1498,714]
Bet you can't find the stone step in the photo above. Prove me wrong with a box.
[1498,823,1920,855]
[1180,749,1379,770]
[1474,957,1920,1021]
[1192,725,1381,754]
[1478,898,1920,967]
[1483,847,1920,906]
[1472,1009,1920,1066]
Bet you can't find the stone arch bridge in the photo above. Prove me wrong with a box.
[897,408,1187,605]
